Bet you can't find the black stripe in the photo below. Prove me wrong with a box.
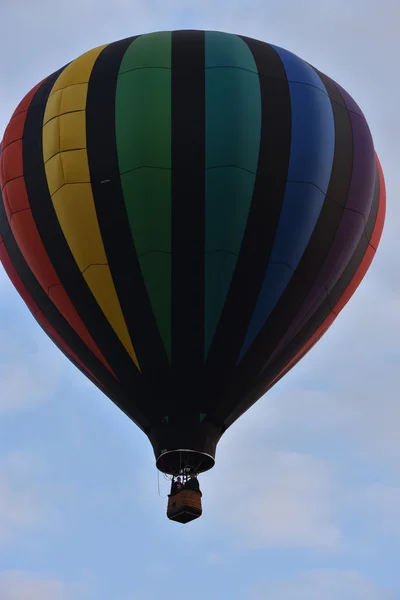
[0,194,10,241]
[86,38,171,422]
[204,39,292,416]
[273,163,380,377]
[210,63,355,424]
[0,186,150,431]
[261,174,380,403]
[225,162,381,427]
[170,30,206,422]
[22,62,148,407]
[241,70,354,365]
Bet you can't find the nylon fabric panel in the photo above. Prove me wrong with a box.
[86,38,171,425]
[170,30,206,422]
[264,154,385,395]
[0,237,104,388]
[0,209,150,431]
[264,79,376,366]
[42,47,139,368]
[210,57,354,425]
[258,161,383,402]
[204,39,292,416]
[204,31,261,357]
[23,66,147,398]
[0,78,111,372]
[116,32,172,359]
[239,48,335,359]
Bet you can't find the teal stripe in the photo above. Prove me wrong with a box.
[204,32,261,357]
[238,47,336,361]
[115,32,172,359]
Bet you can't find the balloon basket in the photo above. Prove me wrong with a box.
[167,489,203,524]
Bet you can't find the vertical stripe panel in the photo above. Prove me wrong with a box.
[204,31,261,356]
[86,38,171,417]
[239,47,335,360]
[115,32,172,359]
[204,39,291,418]
[266,82,376,364]
[42,46,140,368]
[171,30,206,420]
[0,237,105,388]
[264,155,385,394]
[23,67,145,395]
[0,77,111,373]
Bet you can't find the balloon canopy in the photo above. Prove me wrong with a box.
[0,31,385,475]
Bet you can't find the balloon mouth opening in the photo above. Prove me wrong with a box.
[156,449,215,476]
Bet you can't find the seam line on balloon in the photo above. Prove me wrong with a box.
[48,81,90,97]
[1,137,24,152]
[1,175,25,190]
[80,262,108,275]
[206,165,257,175]
[286,180,370,223]
[9,207,31,220]
[118,66,172,77]
[40,72,367,122]
[48,180,91,197]
[43,109,85,127]
[44,147,88,166]
[119,165,171,176]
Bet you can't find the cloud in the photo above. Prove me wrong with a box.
[251,569,396,600]
[0,571,89,600]
[0,451,63,547]
[0,274,68,415]
[360,483,400,536]
[260,279,400,465]
[0,344,64,414]
[196,262,399,551]
[203,422,341,550]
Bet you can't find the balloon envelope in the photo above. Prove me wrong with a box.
[0,31,385,474]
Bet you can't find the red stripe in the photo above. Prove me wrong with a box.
[0,237,105,391]
[265,152,386,391]
[370,153,386,250]
[0,83,114,377]
[0,234,38,313]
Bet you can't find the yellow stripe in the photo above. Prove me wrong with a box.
[42,46,140,370]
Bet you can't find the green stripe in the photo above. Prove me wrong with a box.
[115,32,172,359]
[204,32,261,356]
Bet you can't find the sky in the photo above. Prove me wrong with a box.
[0,0,399,598]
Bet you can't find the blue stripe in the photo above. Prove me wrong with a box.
[204,32,261,357]
[238,47,335,361]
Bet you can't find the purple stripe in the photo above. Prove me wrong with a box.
[334,82,375,215]
[315,211,366,289]
[262,83,376,372]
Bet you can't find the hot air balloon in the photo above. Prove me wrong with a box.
[0,30,385,524]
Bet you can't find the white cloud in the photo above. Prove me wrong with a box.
[360,483,400,535]
[0,278,66,414]
[260,280,400,465]
[0,348,63,414]
[203,423,341,550]
[0,571,89,600]
[196,265,399,551]
[251,569,396,600]
[0,452,63,546]
[0,332,64,415]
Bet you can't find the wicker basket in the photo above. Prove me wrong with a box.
[167,489,203,524]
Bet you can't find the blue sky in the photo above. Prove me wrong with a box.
[0,0,399,598]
